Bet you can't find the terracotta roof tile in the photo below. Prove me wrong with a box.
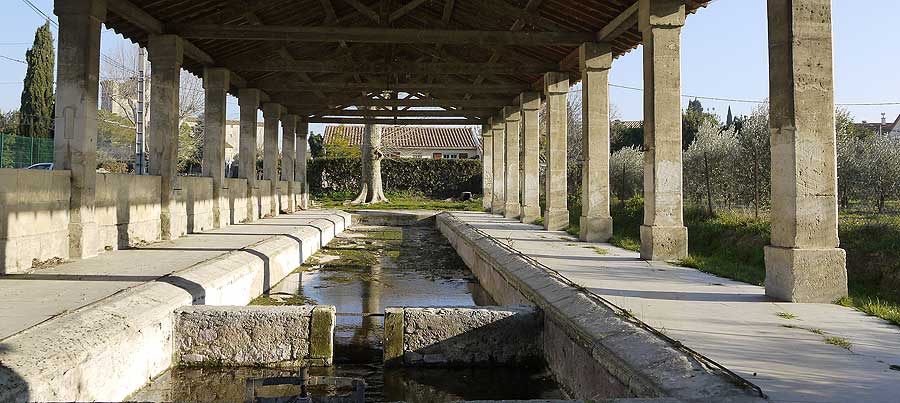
[323,125,478,150]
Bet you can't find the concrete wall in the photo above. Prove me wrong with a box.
[95,174,161,251]
[383,306,542,367]
[257,179,273,218]
[0,211,352,403]
[174,305,335,367]
[177,176,215,234]
[0,169,70,274]
[437,213,765,402]
[277,180,289,213]
[223,178,249,224]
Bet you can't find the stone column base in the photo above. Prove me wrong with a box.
[640,225,687,261]
[491,200,505,215]
[543,208,569,231]
[521,205,541,224]
[504,203,521,219]
[69,221,98,259]
[580,215,613,243]
[764,246,847,303]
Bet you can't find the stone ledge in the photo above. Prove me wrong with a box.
[437,213,764,403]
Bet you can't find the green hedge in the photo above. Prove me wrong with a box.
[308,157,482,199]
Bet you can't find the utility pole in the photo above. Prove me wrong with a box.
[135,46,148,174]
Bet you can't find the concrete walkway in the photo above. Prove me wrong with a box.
[0,210,350,341]
[450,212,900,403]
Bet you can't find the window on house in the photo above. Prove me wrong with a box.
[443,153,459,159]
[459,153,469,159]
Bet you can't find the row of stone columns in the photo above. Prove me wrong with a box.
[481,0,846,303]
[52,0,311,260]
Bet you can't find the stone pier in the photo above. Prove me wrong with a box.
[481,124,493,211]
[579,43,614,242]
[201,67,229,228]
[543,72,569,231]
[148,35,184,240]
[281,114,297,214]
[639,0,688,261]
[262,103,282,216]
[764,0,847,302]
[238,88,260,221]
[52,0,104,259]
[503,106,522,219]
[491,116,506,215]
[295,118,310,210]
[520,92,541,224]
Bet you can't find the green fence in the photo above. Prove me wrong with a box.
[0,133,54,169]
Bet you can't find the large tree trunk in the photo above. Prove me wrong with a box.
[351,124,389,204]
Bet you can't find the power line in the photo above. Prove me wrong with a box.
[20,0,57,27]
[0,55,26,64]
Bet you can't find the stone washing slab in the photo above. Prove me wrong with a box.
[0,210,351,403]
[437,212,764,403]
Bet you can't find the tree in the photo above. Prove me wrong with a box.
[684,120,739,216]
[309,132,325,158]
[18,22,55,139]
[0,109,19,134]
[860,136,900,213]
[682,98,719,150]
[324,127,361,158]
[734,104,770,217]
[351,124,389,204]
[177,121,202,174]
[726,106,734,128]
[610,146,644,202]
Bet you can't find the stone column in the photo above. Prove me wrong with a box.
[544,72,569,231]
[296,118,310,209]
[481,124,493,211]
[764,0,847,302]
[579,43,614,242]
[639,0,687,260]
[281,114,297,213]
[262,103,282,215]
[520,92,541,224]
[201,67,229,228]
[148,35,184,240]
[503,106,522,219]
[490,116,506,215]
[52,0,105,259]
[238,88,260,220]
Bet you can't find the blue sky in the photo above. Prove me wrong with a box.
[1,0,898,134]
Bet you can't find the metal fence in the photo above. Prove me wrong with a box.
[0,133,53,169]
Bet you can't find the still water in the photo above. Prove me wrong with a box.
[130,224,562,402]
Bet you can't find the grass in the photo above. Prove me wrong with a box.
[603,197,900,327]
[824,336,853,350]
[776,312,798,320]
[316,191,483,211]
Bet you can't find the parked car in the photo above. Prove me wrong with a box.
[26,163,53,170]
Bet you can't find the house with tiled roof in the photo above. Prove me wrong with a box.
[854,114,900,139]
[323,125,480,160]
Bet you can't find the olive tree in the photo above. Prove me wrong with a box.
[684,120,739,216]
[610,145,644,202]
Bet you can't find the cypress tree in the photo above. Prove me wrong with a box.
[726,106,734,128]
[19,22,55,139]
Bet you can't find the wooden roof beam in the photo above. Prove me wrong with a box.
[106,0,254,90]
[256,81,530,94]
[173,25,596,46]
[227,60,561,75]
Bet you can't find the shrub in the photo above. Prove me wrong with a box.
[308,157,482,199]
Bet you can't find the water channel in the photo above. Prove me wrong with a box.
[130,220,563,402]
